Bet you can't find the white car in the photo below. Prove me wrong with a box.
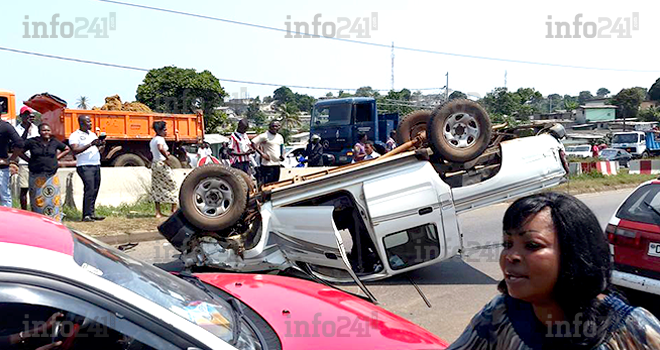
[160,106,568,289]
[565,144,592,158]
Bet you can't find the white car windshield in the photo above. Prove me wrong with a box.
[72,233,235,341]
[574,146,590,152]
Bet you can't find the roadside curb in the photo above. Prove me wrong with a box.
[96,231,164,245]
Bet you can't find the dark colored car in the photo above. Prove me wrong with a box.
[600,148,633,167]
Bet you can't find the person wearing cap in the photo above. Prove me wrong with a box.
[13,106,40,210]
[305,134,324,167]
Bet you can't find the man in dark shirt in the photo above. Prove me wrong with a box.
[0,120,24,207]
[305,134,324,167]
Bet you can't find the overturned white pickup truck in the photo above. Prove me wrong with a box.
[159,100,569,289]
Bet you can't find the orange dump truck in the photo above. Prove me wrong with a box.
[13,92,204,167]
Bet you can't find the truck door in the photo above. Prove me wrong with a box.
[362,161,460,272]
[267,206,376,301]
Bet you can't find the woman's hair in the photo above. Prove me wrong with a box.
[499,192,616,347]
[38,123,51,131]
[153,121,166,133]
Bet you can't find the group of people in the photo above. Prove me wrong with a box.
[351,131,397,163]
[0,107,105,222]
[227,119,286,185]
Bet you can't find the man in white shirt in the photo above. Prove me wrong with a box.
[252,120,284,185]
[364,141,381,160]
[69,115,105,222]
[13,106,39,210]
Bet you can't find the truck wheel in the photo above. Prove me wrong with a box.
[112,153,146,167]
[428,99,492,163]
[179,165,248,231]
[642,151,650,159]
[233,168,256,194]
[167,155,182,168]
[396,110,432,145]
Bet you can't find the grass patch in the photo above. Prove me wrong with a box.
[61,200,174,221]
[554,169,657,194]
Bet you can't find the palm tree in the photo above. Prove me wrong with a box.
[77,96,89,109]
[278,103,302,129]
[564,100,579,112]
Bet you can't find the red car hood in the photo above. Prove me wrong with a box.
[196,273,448,350]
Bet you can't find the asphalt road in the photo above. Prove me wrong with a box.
[123,188,659,343]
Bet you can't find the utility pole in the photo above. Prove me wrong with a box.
[504,70,507,89]
[445,72,449,101]
[391,42,395,91]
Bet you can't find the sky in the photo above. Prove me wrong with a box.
[1,0,658,111]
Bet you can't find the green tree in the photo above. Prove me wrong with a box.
[273,86,295,106]
[448,91,467,101]
[245,101,267,126]
[480,87,542,120]
[76,96,89,109]
[596,88,610,98]
[326,92,334,97]
[638,106,660,122]
[136,66,227,133]
[564,100,579,111]
[578,91,593,105]
[277,103,302,129]
[377,89,415,115]
[293,93,316,113]
[649,78,660,101]
[610,87,648,119]
[354,86,380,98]
[546,93,562,112]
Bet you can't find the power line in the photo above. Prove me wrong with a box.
[99,0,660,73]
[0,46,444,92]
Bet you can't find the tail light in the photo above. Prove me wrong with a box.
[608,224,642,247]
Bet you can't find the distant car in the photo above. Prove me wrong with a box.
[565,144,592,158]
[282,144,307,168]
[600,148,633,167]
[0,207,449,350]
[607,180,660,296]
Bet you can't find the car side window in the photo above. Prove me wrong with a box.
[0,282,181,350]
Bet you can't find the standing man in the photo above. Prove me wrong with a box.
[14,106,39,210]
[252,120,284,185]
[69,115,105,222]
[0,119,24,207]
[228,118,254,174]
[305,134,324,167]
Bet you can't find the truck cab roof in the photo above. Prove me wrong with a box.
[315,97,375,107]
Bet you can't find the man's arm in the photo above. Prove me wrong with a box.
[69,134,100,155]
[7,125,24,162]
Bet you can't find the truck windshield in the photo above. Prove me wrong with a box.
[312,104,351,126]
[612,133,640,143]
[0,97,7,116]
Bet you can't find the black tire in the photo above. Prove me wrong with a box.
[112,153,146,167]
[428,99,491,163]
[167,155,182,169]
[179,165,248,231]
[396,110,432,145]
[233,168,256,194]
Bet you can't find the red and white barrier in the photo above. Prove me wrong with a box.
[197,155,222,167]
[629,160,660,175]
[569,161,618,176]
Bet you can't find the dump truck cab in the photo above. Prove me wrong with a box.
[0,90,17,123]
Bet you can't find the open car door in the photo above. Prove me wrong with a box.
[268,206,377,302]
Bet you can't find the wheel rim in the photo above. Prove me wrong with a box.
[442,112,481,149]
[193,177,234,218]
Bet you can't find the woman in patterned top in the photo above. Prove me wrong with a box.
[448,192,660,350]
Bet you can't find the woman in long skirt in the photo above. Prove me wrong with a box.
[150,121,178,217]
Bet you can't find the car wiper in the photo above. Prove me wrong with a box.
[643,200,660,218]
[178,272,244,346]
